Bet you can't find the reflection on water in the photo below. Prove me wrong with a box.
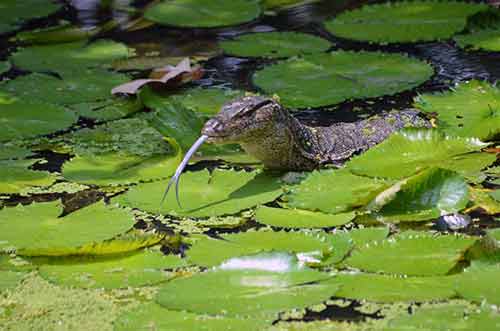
[70,0,134,27]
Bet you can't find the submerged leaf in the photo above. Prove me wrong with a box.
[115,169,282,217]
[253,51,433,108]
[325,1,488,43]
[414,80,500,141]
[0,200,136,256]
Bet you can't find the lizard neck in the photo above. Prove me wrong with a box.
[239,109,320,170]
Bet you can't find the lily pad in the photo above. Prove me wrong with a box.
[386,303,500,331]
[455,28,500,52]
[61,118,181,185]
[253,51,433,108]
[324,1,488,43]
[186,231,333,267]
[10,39,131,74]
[0,159,57,194]
[345,231,475,276]
[372,168,469,222]
[0,200,136,256]
[3,70,130,106]
[284,168,390,214]
[221,32,331,59]
[114,302,271,331]
[155,263,335,318]
[414,80,500,141]
[0,270,25,293]
[255,206,355,228]
[0,97,78,142]
[0,143,32,160]
[70,97,143,122]
[114,169,283,217]
[0,0,62,35]
[0,61,10,75]
[37,250,185,289]
[144,0,262,28]
[330,273,455,303]
[346,129,489,179]
[454,262,500,305]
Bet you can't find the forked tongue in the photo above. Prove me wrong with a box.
[160,135,208,209]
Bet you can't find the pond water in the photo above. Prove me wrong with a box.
[0,1,499,330]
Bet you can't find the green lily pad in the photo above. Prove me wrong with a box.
[114,302,271,331]
[455,28,500,52]
[345,231,475,276]
[61,118,181,185]
[324,1,488,43]
[0,159,57,194]
[37,250,185,289]
[414,80,500,141]
[3,70,130,106]
[284,168,390,214]
[0,0,62,35]
[0,97,78,142]
[0,61,10,75]
[144,0,262,28]
[186,231,333,267]
[70,97,142,122]
[10,39,131,74]
[329,273,455,303]
[0,270,26,293]
[255,206,355,228]
[253,51,433,108]
[0,200,135,256]
[0,144,32,160]
[115,169,283,217]
[221,32,331,59]
[385,303,500,331]
[156,263,336,318]
[454,262,500,305]
[346,129,489,179]
[349,227,390,247]
[372,168,469,222]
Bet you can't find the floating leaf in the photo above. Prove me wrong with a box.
[454,262,500,305]
[115,169,282,217]
[345,231,475,276]
[324,1,488,43]
[144,0,262,28]
[455,28,500,52]
[12,22,97,45]
[0,0,62,34]
[0,270,25,293]
[156,266,335,318]
[385,303,500,330]
[37,250,185,289]
[329,273,455,303]
[253,51,433,108]
[346,129,489,179]
[284,168,390,214]
[0,200,135,256]
[186,231,333,267]
[70,97,142,122]
[0,144,32,160]
[61,118,181,185]
[0,61,10,75]
[372,168,469,222]
[414,80,500,141]
[0,97,78,142]
[10,39,131,74]
[114,302,271,331]
[221,32,331,59]
[0,159,57,194]
[3,70,130,106]
[255,206,355,228]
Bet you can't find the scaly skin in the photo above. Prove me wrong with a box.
[201,96,430,171]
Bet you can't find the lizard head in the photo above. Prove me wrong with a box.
[202,95,281,144]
